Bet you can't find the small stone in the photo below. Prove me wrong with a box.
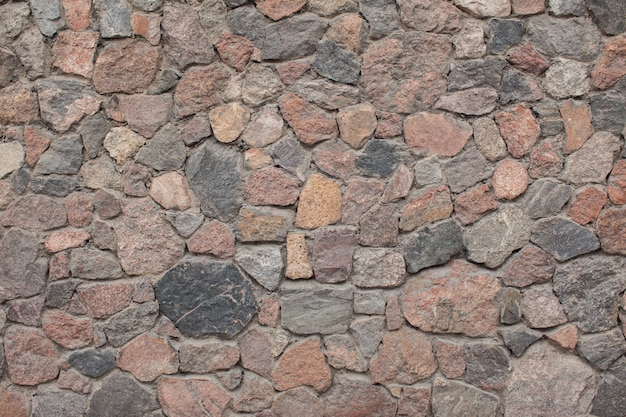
[435,341,466,379]
[398,0,461,33]
[465,343,510,391]
[179,341,239,374]
[64,192,92,228]
[499,69,543,104]
[587,0,626,35]
[506,42,549,75]
[121,162,149,197]
[180,115,211,145]
[2,195,67,230]
[473,118,507,162]
[310,227,356,283]
[325,15,365,55]
[380,165,413,204]
[359,0,400,39]
[521,285,568,328]
[258,293,280,327]
[454,184,499,225]
[173,63,231,117]
[103,127,145,165]
[353,290,385,315]
[495,104,541,158]
[404,112,472,157]
[37,78,101,132]
[146,69,180,95]
[244,148,272,169]
[87,372,157,417]
[279,93,337,145]
[353,248,406,288]
[239,328,272,378]
[357,139,409,179]
[435,87,499,116]
[235,206,294,242]
[46,279,79,308]
[135,123,186,171]
[502,245,555,287]
[58,368,91,393]
[235,245,283,290]
[455,0,511,16]
[530,100,562,137]
[117,334,178,382]
[577,328,626,370]
[400,185,453,231]
[528,139,564,179]
[4,326,59,385]
[77,282,134,318]
[158,377,231,417]
[49,252,71,282]
[0,141,24,179]
[520,179,572,219]
[543,58,590,99]
[44,229,89,253]
[273,337,332,393]
[492,159,528,200]
[149,172,193,211]
[335,103,377,149]
[443,147,493,193]
[358,203,399,247]
[403,219,464,273]
[7,296,45,326]
[93,39,158,94]
[561,131,621,183]
[527,15,601,61]
[453,20,487,58]
[546,324,578,351]
[326,377,399,415]
[568,186,607,225]
[342,178,384,225]
[262,13,328,60]
[548,0,585,15]
[560,99,593,153]
[34,135,83,177]
[208,102,250,143]
[608,160,626,204]
[240,107,283,149]
[132,12,161,45]
[254,0,305,20]
[80,112,111,159]
[93,189,121,220]
[52,31,99,78]
[118,94,172,138]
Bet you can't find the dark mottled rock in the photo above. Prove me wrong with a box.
[30,0,65,37]
[12,26,46,80]
[500,324,542,357]
[269,134,309,181]
[281,283,352,334]
[404,219,464,273]
[448,57,505,91]
[443,148,493,194]
[357,139,408,178]
[578,328,626,370]
[313,40,360,85]
[587,0,626,35]
[0,228,47,302]
[592,358,626,417]
[521,179,572,219]
[86,372,157,417]
[33,135,83,176]
[553,256,626,332]
[165,211,204,238]
[488,19,523,54]
[10,168,30,195]
[80,113,111,159]
[36,78,101,133]
[590,90,626,133]
[0,49,18,88]
[32,390,86,417]
[358,203,399,247]
[262,13,327,60]
[359,0,399,39]
[104,301,159,347]
[68,349,116,378]
[30,175,77,197]
[310,227,356,283]
[530,217,600,261]
[146,69,180,95]
[131,0,161,11]
[227,6,268,48]
[6,296,45,326]
[499,69,543,104]
[135,124,185,171]
[527,15,601,61]
[432,379,501,417]
[155,261,256,338]
[70,248,123,280]
[2,194,67,230]
[532,99,563,136]
[235,245,283,291]
[465,344,509,391]
[45,279,79,308]
[94,0,132,38]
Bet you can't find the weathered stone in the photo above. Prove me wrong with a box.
[553,255,626,332]
[45,279,79,308]
[187,220,236,258]
[587,0,626,35]
[291,78,360,111]
[0,3,30,46]
[405,112,472,157]
[64,192,91,228]
[449,57,506,92]
[361,31,451,113]
[296,174,341,229]
[500,324,542,357]
[341,178,384,225]
[270,134,310,181]
[473,117,507,162]
[520,179,572,219]
[34,135,82,177]
[0,142,23,180]
[403,219,464,273]
[118,94,172,138]
[560,99,593,153]
[131,12,161,45]
[398,0,461,33]
[598,205,626,257]
[253,0,303,20]
[382,165,414,203]
[44,229,90,253]
[455,0,511,17]
[236,206,294,242]
[454,20,487,58]
[103,127,145,165]
[281,283,352,334]
[527,15,601,61]
[179,115,211,146]
[359,0,400,39]
[135,124,186,171]
[146,69,180,96]
[543,58,590,99]
[436,87,499,116]
[159,378,231,417]
[239,328,273,378]
[165,211,204,239]
[149,172,193,211]
[279,94,337,145]
[29,175,77,197]
[117,334,178,382]
[215,369,243,391]
[58,368,91,394]
[226,6,268,48]
[42,309,94,349]
[104,301,159,347]
[499,70,543,104]
[495,104,541,158]
[52,31,98,78]
[272,387,323,417]
[528,139,564,179]
[285,233,313,279]
[93,190,120,220]
[174,63,231,117]
[12,26,46,79]
[548,0,585,15]
[506,42,549,75]
[6,296,45,326]
[262,13,327,60]
[511,0,545,14]
[276,61,310,86]
[313,40,360,85]
[577,328,626,371]
[258,293,281,327]
[592,34,626,91]
[23,127,51,170]
[358,203,399,247]
[94,0,131,38]
[487,18,523,54]
[432,379,501,417]
[32,389,87,417]
[30,0,65,37]
[309,227,356,283]
[179,341,239,374]
[498,288,523,324]
[569,186,606,225]
[325,13,366,55]
[36,78,101,132]
[400,186,453,231]
[324,377,398,415]
[491,160,528,200]
[70,248,122,279]
[562,131,621,183]
[351,248,405,288]
[241,105,283,148]
[162,4,215,69]
[215,33,253,72]
[233,373,274,413]
[2,195,66,231]
[4,326,59,385]
[454,184,499,225]
[608,160,626,204]
[505,342,596,417]
[69,348,113,377]
[465,343,509,391]
[87,372,157,417]
[334,103,376,149]
[79,113,111,159]
[48,252,71,282]
[311,141,356,181]
[502,245,555,287]
[443,147,493,193]
[245,167,299,207]
[77,282,133,318]
[94,39,158,94]
[235,245,283,290]
[521,285,568,328]
[435,340,466,379]
[530,99,560,136]
[353,290,386,315]
[590,88,626,133]
[357,139,409,179]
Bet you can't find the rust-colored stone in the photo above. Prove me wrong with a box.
[158,378,232,417]
[42,310,93,349]
[404,112,472,157]
[77,282,134,319]
[279,93,338,145]
[400,185,453,231]
[435,340,465,379]
[495,104,541,158]
[174,64,231,118]
[591,34,626,90]
[560,100,593,154]
[454,184,499,225]
[296,174,342,229]
[0,386,28,417]
[507,42,549,75]
[272,337,332,393]
[608,160,626,204]
[568,186,607,225]
[216,33,254,72]
[53,31,99,78]
[63,0,91,31]
[187,221,236,259]
[0,85,39,125]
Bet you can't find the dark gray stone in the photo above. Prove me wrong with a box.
[443,148,493,193]
[146,69,180,95]
[313,40,360,85]
[553,256,626,332]
[135,124,186,171]
[30,0,65,37]
[86,372,158,417]
[0,49,18,88]
[227,6,268,48]
[30,175,77,197]
[94,0,132,38]
[33,135,83,176]
[350,316,384,359]
[499,324,542,357]
[499,69,542,104]
[281,283,352,334]
[92,220,117,251]
[80,113,111,159]
[271,133,311,181]
[357,139,408,179]
[527,15,601,61]
[11,168,30,194]
[432,379,501,417]
[448,57,506,91]
[235,245,283,291]
[0,343,4,376]
[69,349,116,378]
[532,99,564,136]
[488,19,523,54]
[497,287,522,324]
[521,179,572,219]
[104,301,159,347]
[578,328,626,370]
[165,211,204,238]
[587,0,626,35]
[155,261,256,338]
[70,248,123,280]
[590,90,626,134]
[310,227,357,284]
[224,0,247,7]
[530,217,600,261]
[130,0,161,12]
[262,13,327,60]
[359,0,399,39]
[290,79,360,111]
[404,219,464,274]
[465,344,509,391]
[187,140,243,222]
[0,228,47,302]
[45,279,79,308]
[592,358,626,417]
[32,390,86,417]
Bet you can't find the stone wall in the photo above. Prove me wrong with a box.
[0,0,626,415]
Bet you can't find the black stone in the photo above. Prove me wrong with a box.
[521,179,572,219]
[359,0,399,39]
[271,133,311,181]
[404,219,464,274]
[530,217,600,261]
[30,175,77,197]
[590,91,626,134]
[104,301,159,347]
[499,324,542,357]
[69,348,116,378]
[313,40,360,85]
[465,344,510,390]
[577,328,626,370]
[10,168,30,194]
[262,13,327,60]
[45,279,79,308]
[488,19,523,54]
[155,261,256,338]
[187,140,243,222]
[356,139,408,178]
[86,372,158,417]
[448,57,506,91]
[80,112,111,159]
[227,6,268,48]
[587,0,626,35]
[33,135,83,176]
[532,99,564,136]
[499,70,542,104]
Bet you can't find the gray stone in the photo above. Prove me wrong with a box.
[497,287,523,324]
[432,379,501,417]
[521,285,568,328]
[466,205,531,268]
[359,0,399,39]
[324,334,367,372]
[527,15,601,62]
[146,69,180,95]
[357,139,409,178]
[86,372,158,417]
[590,90,626,133]
[350,316,384,359]
[32,390,86,417]
[500,324,542,357]
[12,26,46,79]
[30,0,65,37]
[155,261,256,338]
[45,279,79,308]
[543,58,590,99]
[548,0,585,16]
[241,64,284,107]
[414,157,443,186]
[353,290,386,315]
[0,228,47,302]
[532,99,564,136]
[271,133,311,181]
[187,140,243,222]
[587,0,626,35]
[33,135,83,176]
[11,168,30,195]
[313,40,360,85]
[290,78,360,110]
[80,113,111,159]
[135,124,186,171]
[443,148,493,193]
[561,131,621,184]
[68,349,116,377]
[0,49,18,88]
[1,194,67,230]
[165,211,204,238]
[578,328,626,370]
[553,256,626,332]
[104,301,159,347]
[521,179,572,219]
[465,344,509,391]
[404,219,464,273]
[0,3,30,46]
[30,175,77,197]
[179,342,239,374]
[262,13,327,60]
[499,70,543,104]
[70,248,123,280]
[130,0,161,12]
[592,358,626,417]
[198,0,228,44]
[310,227,356,284]
[352,248,406,288]
[235,245,283,291]
[227,6,268,48]
[6,296,45,326]
[162,4,216,69]
[473,117,507,161]
[94,0,132,38]
[487,19,523,54]
[92,220,117,251]
[0,141,23,179]
[434,87,498,116]
[281,283,352,334]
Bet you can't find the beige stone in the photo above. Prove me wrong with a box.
[492,159,529,200]
[244,148,273,169]
[149,172,193,211]
[0,141,24,179]
[296,174,342,229]
[103,127,146,165]
[285,233,313,279]
[209,102,251,143]
[337,103,377,149]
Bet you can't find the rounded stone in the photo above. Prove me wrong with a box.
[492,159,529,200]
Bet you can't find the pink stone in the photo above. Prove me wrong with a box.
[511,0,545,14]
[258,293,280,327]
[2,195,67,230]
[521,286,568,329]
[6,296,44,326]
[502,245,556,287]
[215,33,254,72]
[404,112,472,157]
[4,326,59,386]
[240,328,273,379]
[272,337,332,393]
[44,229,90,253]
[398,387,431,417]
[65,192,92,228]
[149,172,193,211]
[77,282,134,318]
[49,252,71,281]
[495,104,541,158]
[63,0,91,31]
[382,164,414,203]
[325,13,367,53]
[255,0,306,20]
[342,178,385,225]
[158,378,232,417]
[276,61,310,85]
[507,42,549,76]
[279,93,338,145]
[568,186,607,225]
[244,167,300,206]
[0,85,39,125]
[399,185,453,231]
[492,159,529,200]
[132,12,161,45]
[454,184,499,225]
[591,34,626,90]
[117,334,179,382]
[0,386,28,417]
[186,221,236,259]
[23,125,52,167]
[596,207,626,255]
[528,139,564,179]
[324,377,398,416]
[118,94,172,138]
[560,100,593,154]
[547,325,578,351]
[435,340,465,379]
[385,296,404,330]
[608,160,626,204]
[312,141,356,181]
[375,111,403,138]
[42,310,94,349]
[52,30,99,78]
[58,369,91,393]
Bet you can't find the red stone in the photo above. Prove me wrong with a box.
[502,245,556,287]
[63,0,91,31]
[495,104,541,158]
[276,61,310,85]
[511,0,545,14]
[23,125,52,167]
[77,282,134,318]
[132,12,161,45]
[492,159,529,200]
[49,252,71,281]
[547,324,578,352]
[158,378,232,417]
[507,42,549,76]
[312,141,357,181]
[254,0,306,20]
[528,139,564,179]
[376,111,403,138]
[342,178,385,225]
[399,185,453,231]
[608,160,626,204]
[244,167,300,206]
[42,310,93,349]
[404,112,472,157]
[2,195,67,230]
[52,30,99,78]
[215,33,254,72]
[118,334,179,382]
[597,207,626,255]
[279,93,338,145]
[568,186,607,225]
[174,64,231,118]
[4,326,59,386]
[273,337,332,393]
[0,386,28,417]
[591,34,626,90]
[45,229,90,253]
[454,184,499,225]
[560,100,593,154]
[435,340,465,379]
[187,221,236,259]
[258,293,280,327]
[240,328,273,379]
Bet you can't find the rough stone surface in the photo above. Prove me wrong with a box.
[118,94,172,138]
[454,184,499,225]
[32,390,87,417]
[562,132,621,183]
[431,379,501,417]
[4,326,59,385]
[77,282,133,318]
[492,159,528,200]
[235,245,283,290]
[465,343,509,391]
[500,324,542,357]
[528,15,601,61]
[357,139,409,179]
[405,112,472,157]
[272,387,323,417]
[173,64,231,117]
[520,179,572,219]
[313,40,361,85]
[281,284,352,334]
[521,285,568,328]
[245,167,299,206]
[93,40,159,94]
[587,0,626,35]
[235,206,294,242]
[569,186,607,225]
[403,219,464,273]
[296,174,341,229]
[279,93,337,145]
[455,0,511,17]
[149,172,193,211]
[577,328,626,371]
[262,13,327,60]
[216,33,254,72]
[179,342,239,374]
[502,245,555,287]
[400,185,453,231]
[272,337,332,393]
[443,148,493,193]
[117,334,178,382]
[499,70,543,104]
[309,227,356,283]
[87,372,157,417]
[162,4,215,70]
[560,99,593,153]
[487,19,523,54]
[495,104,541,158]
[158,377,230,417]
[543,58,590,99]
[37,78,101,133]
[187,220,236,258]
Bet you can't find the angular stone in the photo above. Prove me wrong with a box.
[313,40,360,85]
[465,343,509,391]
[94,0,131,38]
[162,4,215,69]
[135,124,186,171]
[443,147,493,193]
[590,88,626,133]
[93,40,158,94]
[492,160,528,200]
[58,368,91,393]
[165,211,203,239]
[495,104,541,158]
[562,132,621,184]
[118,94,172,138]
[312,141,356,181]
[226,5,268,48]
[103,127,145,165]
[117,334,178,382]
[357,139,409,179]
[560,99,593,153]
[42,309,94,349]
[454,184,498,225]
[608,160,626,204]
[36,78,101,132]
[64,192,92,228]
[34,135,83,177]
[521,285,568,328]
[285,233,313,279]
[30,0,65,37]
[93,189,121,220]
[455,0,511,17]
[174,63,231,117]
[520,179,572,219]
[0,3,30,46]
[548,0,585,15]
[215,33,253,72]
[454,20,487,58]
[276,61,310,86]
[403,219,464,273]
[435,87,499,116]
[45,279,79,308]
[254,0,305,20]
[2,195,66,231]
[132,12,161,45]
[104,301,159,347]
[506,42,549,75]
[353,290,386,315]
[400,185,453,231]
[0,141,24,179]
[241,105,283,148]
[358,203,399,247]
[4,326,59,385]
[281,283,352,334]
[291,78,360,111]
[296,174,341,229]
[186,220,235,259]
[592,34,626,90]
[473,117,507,162]
[244,167,299,207]
[325,377,398,415]
[578,328,626,371]
[502,245,555,287]
[587,0,626,35]
[270,132,312,178]
[543,58,590,99]
[12,26,46,79]
[341,178,384,225]
[87,372,157,417]
[453,58,507,92]
[435,341,466,379]
[386,296,405,331]
[149,172,193,211]
[6,296,45,326]
[592,359,626,417]
[352,248,405,289]
[487,18,523,54]
[23,126,51,169]
[77,282,133,318]
[405,112,472,158]
[79,112,111,159]
[158,378,231,417]
[29,175,77,197]
[398,0,461,33]
[325,13,365,55]
[68,349,113,378]
[361,31,451,113]
[528,139,564,179]
[239,328,273,378]
[535,98,566,134]
[258,294,280,327]
[359,0,399,39]
[382,165,414,203]
[32,390,87,417]
[569,186,607,225]
[499,70,543,104]
[44,229,90,253]
[527,15,601,61]
[273,337,332,392]
[179,342,239,374]
[432,379,501,417]
[179,115,211,146]
[334,103,377,149]
[310,227,356,283]
[279,93,337,145]
[52,30,99,78]
[236,206,294,242]
[511,0,545,14]
[598,205,626,256]
[500,324,542,357]
[273,389,322,417]
[233,373,274,413]
[235,245,283,291]
[146,69,180,96]
[70,248,122,280]
[262,13,327,60]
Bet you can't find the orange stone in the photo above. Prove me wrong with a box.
[325,13,367,53]
[591,34,626,90]
[254,0,306,20]
[273,337,332,393]
[296,174,342,229]
[492,159,529,200]
[285,233,313,279]
[117,334,179,382]
[560,100,593,154]
[568,186,607,225]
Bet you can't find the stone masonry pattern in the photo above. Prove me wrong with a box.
[0,0,626,415]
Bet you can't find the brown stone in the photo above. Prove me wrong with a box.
[44,229,90,253]
[547,324,578,351]
[4,326,59,386]
[174,64,231,117]
[285,233,313,279]
[404,112,472,157]
[312,140,356,181]
[63,0,91,31]
[77,282,134,318]
[608,160,626,204]
[235,206,294,242]
[279,93,338,145]
[93,189,121,219]
[454,184,499,225]
[118,334,178,382]
[325,13,366,53]
[272,387,323,417]
[241,105,284,148]
[560,100,593,154]
[161,4,216,69]
[179,342,239,374]
[337,103,377,149]
[258,293,280,327]
[49,252,71,282]
[2,195,67,230]
[0,84,39,125]
[244,167,300,206]
[0,386,28,417]
[273,337,332,393]
[400,185,453,231]
[370,326,437,384]
[568,186,607,225]
[93,39,159,94]
[382,164,414,203]
[398,0,461,32]
[375,111,403,138]
[398,386,431,417]
[209,102,250,143]
[53,30,99,78]
[325,377,398,416]
[187,221,236,259]
[240,328,274,379]
[591,34,626,90]
[296,174,342,229]
[502,245,555,287]
[434,87,499,116]
[597,207,626,255]
[23,125,52,167]
[507,42,549,75]
[359,203,399,247]
[342,178,385,225]
[495,104,541,158]
[158,378,231,417]
[386,296,405,330]
[149,172,193,211]
[42,310,93,349]
[528,138,564,179]
[215,33,254,72]
[65,192,92,228]
[492,159,529,200]
[402,260,501,337]
[310,227,356,283]
[58,369,91,394]
[521,285,568,329]
[118,94,172,138]
[276,61,310,85]
[435,340,465,379]
[511,0,545,14]
[132,12,161,45]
